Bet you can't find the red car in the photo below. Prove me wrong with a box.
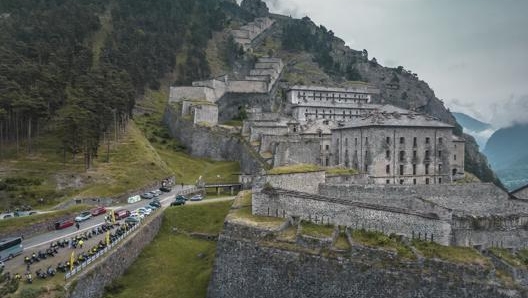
[114,209,130,220]
[55,219,74,230]
[90,206,107,216]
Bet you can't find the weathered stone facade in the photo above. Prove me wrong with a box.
[207,219,524,298]
[287,84,380,122]
[254,179,528,249]
[332,113,463,184]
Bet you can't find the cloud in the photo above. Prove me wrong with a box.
[489,94,528,128]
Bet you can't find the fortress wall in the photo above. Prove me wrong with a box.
[207,228,520,298]
[169,86,216,102]
[227,80,268,93]
[163,105,264,175]
[250,126,288,142]
[245,75,270,81]
[319,183,510,213]
[266,171,325,194]
[260,134,291,153]
[252,190,452,245]
[452,228,528,249]
[452,215,528,249]
[319,184,453,219]
[194,105,218,126]
[66,213,163,298]
[273,140,321,167]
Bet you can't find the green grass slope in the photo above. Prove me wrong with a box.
[104,200,233,298]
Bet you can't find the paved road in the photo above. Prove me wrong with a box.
[20,187,235,251]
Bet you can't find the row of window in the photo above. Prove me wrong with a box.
[297,91,369,100]
[385,164,443,175]
[385,150,446,161]
[341,136,445,147]
[386,178,442,185]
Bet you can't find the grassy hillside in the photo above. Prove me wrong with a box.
[104,200,233,298]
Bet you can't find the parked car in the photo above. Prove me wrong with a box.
[124,216,141,224]
[175,195,188,201]
[0,213,13,219]
[150,190,162,197]
[114,209,131,220]
[159,186,171,192]
[136,207,151,216]
[55,219,74,230]
[130,211,145,219]
[149,200,161,209]
[90,206,107,216]
[140,193,154,200]
[170,196,186,206]
[75,211,92,222]
[190,194,203,201]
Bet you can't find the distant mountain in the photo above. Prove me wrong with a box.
[452,112,491,132]
[452,112,494,149]
[484,123,528,190]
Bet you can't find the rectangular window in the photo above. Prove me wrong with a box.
[439,164,442,172]
[413,137,417,147]
[386,165,390,174]
[425,150,430,160]
[399,151,405,162]
[354,138,358,146]
[386,150,390,159]
[326,158,329,166]
[326,145,330,151]
[399,179,404,185]
[365,137,368,144]
[413,164,416,175]
[426,178,430,185]
[425,164,430,175]
[454,154,457,161]
[386,179,390,184]
[386,137,391,144]
[413,150,417,159]
[426,137,430,144]
[364,164,368,172]
[400,137,405,144]
[413,179,417,185]
[439,137,443,144]
[345,138,348,146]
[439,178,442,184]
[438,150,442,158]
[399,165,404,175]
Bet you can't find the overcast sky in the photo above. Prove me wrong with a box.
[260,0,528,128]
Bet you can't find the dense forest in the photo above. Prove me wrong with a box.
[0,0,225,168]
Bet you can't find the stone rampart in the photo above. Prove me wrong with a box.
[169,86,216,103]
[252,189,452,244]
[273,140,321,167]
[227,80,268,93]
[266,171,325,194]
[207,220,522,298]
[66,213,163,298]
[163,105,266,174]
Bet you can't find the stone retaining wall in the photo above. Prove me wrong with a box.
[207,221,524,298]
[65,212,163,298]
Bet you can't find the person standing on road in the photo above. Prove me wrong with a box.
[75,222,80,230]
[78,239,84,248]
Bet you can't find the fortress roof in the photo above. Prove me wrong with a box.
[334,110,453,130]
[288,84,380,94]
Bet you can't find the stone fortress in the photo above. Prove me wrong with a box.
[166,16,528,252]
